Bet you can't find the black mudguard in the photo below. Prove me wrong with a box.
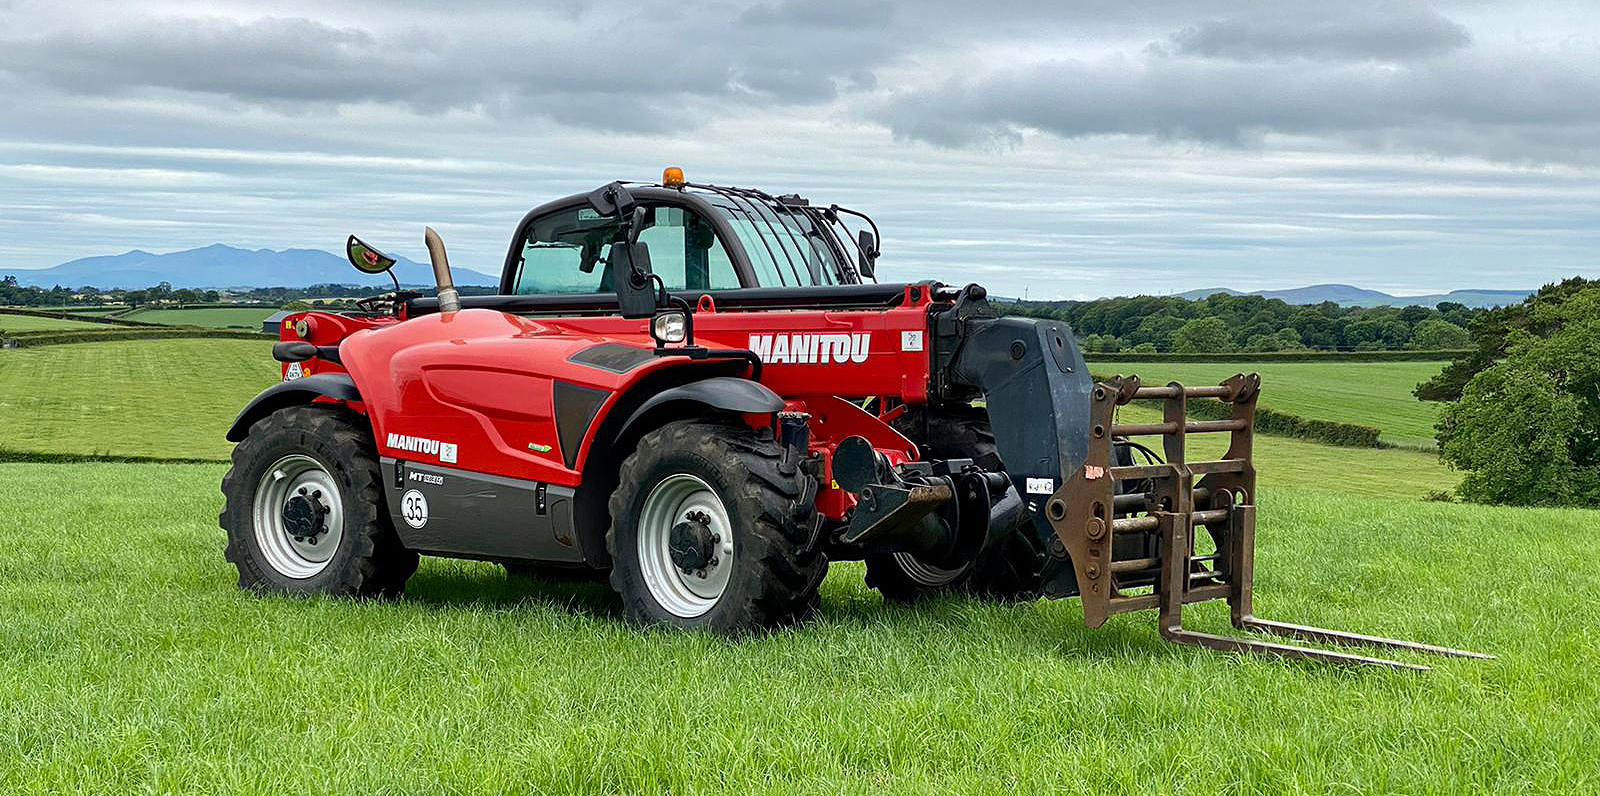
[947,316,1093,555]
[614,376,785,442]
[225,373,362,442]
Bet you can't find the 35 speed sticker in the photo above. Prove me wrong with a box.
[400,489,429,529]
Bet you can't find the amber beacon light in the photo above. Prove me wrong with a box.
[662,166,686,188]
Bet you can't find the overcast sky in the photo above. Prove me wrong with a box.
[1,0,1595,298]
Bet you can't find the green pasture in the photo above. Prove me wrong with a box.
[1089,360,1449,449]
[0,339,278,460]
[121,306,279,329]
[12,306,128,315]
[0,313,110,333]
[0,338,1458,495]
[0,462,1592,794]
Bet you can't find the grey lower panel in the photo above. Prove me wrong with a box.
[381,457,584,563]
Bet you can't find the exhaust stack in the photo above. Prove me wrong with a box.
[423,226,461,313]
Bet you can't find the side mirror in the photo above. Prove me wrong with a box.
[626,206,648,245]
[586,181,637,218]
[347,235,395,274]
[856,229,878,279]
[609,241,658,319]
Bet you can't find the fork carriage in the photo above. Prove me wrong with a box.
[1050,373,1490,670]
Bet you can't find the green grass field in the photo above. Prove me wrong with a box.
[0,339,278,460]
[17,306,128,315]
[1089,360,1448,449]
[0,313,112,332]
[0,462,1593,794]
[1111,401,1456,498]
[123,307,279,328]
[0,338,1461,494]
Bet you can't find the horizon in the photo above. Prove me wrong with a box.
[3,241,1551,301]
[1,1,1596,300]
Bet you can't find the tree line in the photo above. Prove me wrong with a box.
[0,277,226,307]
[1000,292,1477,353]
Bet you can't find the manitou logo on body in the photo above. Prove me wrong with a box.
[386,433,458,464]
[747,333,870,364]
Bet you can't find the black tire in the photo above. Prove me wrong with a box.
[606,420,826,633]
[864,404,1045,603]
[220,405,418,598]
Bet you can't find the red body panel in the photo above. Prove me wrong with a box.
[284,287,937,515]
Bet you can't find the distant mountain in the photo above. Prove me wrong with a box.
[1172,283,1532,308]
[6,244,501,289]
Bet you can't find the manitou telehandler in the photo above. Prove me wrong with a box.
[222,168,1487,669]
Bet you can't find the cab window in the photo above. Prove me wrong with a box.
[511,205,741,295]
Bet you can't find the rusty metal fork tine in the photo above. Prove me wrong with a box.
[1163,627,1430,671]
[1238,617,1495,660]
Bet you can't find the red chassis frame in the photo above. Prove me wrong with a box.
[276,285,941,522]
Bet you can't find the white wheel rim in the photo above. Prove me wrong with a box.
[252,453,344,579]
[637,473,734,618]
[892,551,968,587]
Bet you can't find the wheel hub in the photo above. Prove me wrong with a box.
[668,511,718,574]
[282,487,329,544]
[638,475,735,617]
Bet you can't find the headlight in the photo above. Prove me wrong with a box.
[651,311,687,344]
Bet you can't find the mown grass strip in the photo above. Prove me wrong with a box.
[1092,360,1446,448]
[1087,349,1472,363]
[0,307,176,328]
[3,328,270,347]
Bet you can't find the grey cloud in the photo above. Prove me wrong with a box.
[875,43,1600,162]
[738,0,895,30]
[0,7,891,120]
[1169,2,1472,61]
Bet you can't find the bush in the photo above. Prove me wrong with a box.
[1438,289,1600,507]
[1410,318,1471,350]
[1179,397,1383,448]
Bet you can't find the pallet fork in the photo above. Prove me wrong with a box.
[1049,373,1490,670]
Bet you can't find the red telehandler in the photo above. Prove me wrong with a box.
[221,169,1487,669]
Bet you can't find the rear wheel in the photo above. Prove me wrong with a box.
[220,405,418,598]
[606,420,825,633]
[864,404,1045,603]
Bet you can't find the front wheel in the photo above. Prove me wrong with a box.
[220,405,418,598]
[606,420,825,633]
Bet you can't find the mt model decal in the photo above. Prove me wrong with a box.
[747,333,870,364]
[386,433,459,464]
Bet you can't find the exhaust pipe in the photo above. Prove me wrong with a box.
[423,226,461,313]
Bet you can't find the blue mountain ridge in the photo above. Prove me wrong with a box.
[7,244,501,289]
[1171,283,1532,309]
[7,248,1537,308]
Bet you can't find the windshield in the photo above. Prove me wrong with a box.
[691,188,875,287]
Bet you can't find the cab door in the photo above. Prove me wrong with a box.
[505,203,745,296]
